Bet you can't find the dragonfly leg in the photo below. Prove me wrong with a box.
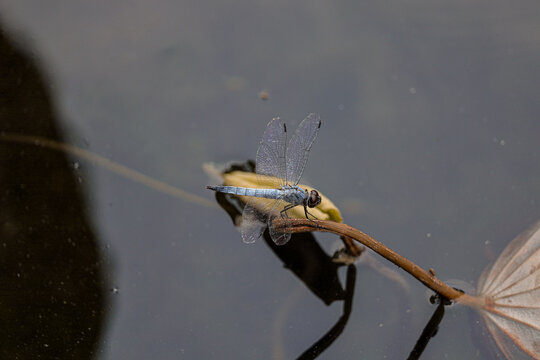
[280,204,296,219]
[304,206,319,223]
[271,204,296,237]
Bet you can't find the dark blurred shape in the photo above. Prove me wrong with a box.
[213,160,347,305]
[0,23,107,359]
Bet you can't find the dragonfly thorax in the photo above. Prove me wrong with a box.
[279,185,321,209]
[279,185,307,206]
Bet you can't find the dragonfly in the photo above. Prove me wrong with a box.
[207,113,322,245]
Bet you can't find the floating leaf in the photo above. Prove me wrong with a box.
[472,220,540,359]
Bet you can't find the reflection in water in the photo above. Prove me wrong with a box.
[213,161,348,304]
[264,232,347,306]
[407,295,448,360]
[296,265,357,360]
[212,161,461,359]
[212,161,360,358]
[0,24,107,359]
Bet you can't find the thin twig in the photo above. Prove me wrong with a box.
[274,218,472,302]
[0,132,217,209]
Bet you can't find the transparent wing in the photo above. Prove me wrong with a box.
[241,197,276,244]
[286,113,322,185]
[267,199,293,245]
[256,117,287,188]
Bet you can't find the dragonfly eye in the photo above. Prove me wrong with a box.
[308,190,321,208]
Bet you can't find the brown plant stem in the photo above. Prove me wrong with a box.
[275,218,478,303]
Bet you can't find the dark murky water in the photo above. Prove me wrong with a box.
[1,1,539,359]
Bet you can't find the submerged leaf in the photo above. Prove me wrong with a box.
[221,170,343,222]
[475,220,540,359]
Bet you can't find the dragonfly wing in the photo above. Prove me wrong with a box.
[241,197,276,244]
[256,117,287,188]
[267,199,293,245]
[286,113,322,185]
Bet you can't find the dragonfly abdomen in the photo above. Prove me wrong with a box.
[207,186,282,199]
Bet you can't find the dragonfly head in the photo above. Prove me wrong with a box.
[307,189,322,208]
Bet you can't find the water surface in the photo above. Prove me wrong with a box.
[1,1,539,358]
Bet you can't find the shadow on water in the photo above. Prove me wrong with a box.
[0,23,108,359]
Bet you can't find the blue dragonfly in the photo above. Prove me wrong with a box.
[207,113,322,245]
